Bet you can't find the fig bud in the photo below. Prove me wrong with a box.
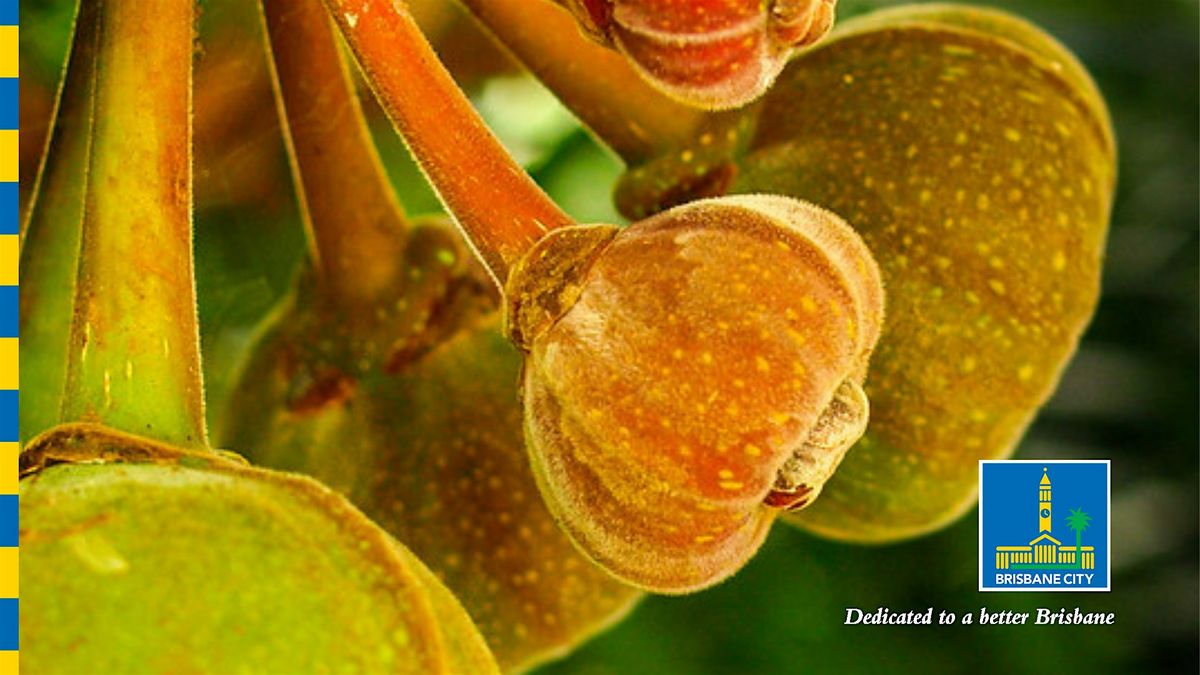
[612,5,1116,543]
[20,423,499,674]
[221,220,641,671]
[510,194,884,592]
[557,0,838,109]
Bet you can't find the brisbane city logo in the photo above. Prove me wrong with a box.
[979,460,1111,592]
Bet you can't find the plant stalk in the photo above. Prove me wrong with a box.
[323,0,574,286]
[18,0,101,443]
[60,0,207,448]
[261,0,411,307]
[457,0,708,166]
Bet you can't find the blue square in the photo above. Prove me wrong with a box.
[0,183,14,234]
[0,495,14,546]
[0,79,16,129]
[0,2,14,26]
[0,599,15,650]
[979,460,1110,591]
[0,286,14,336]
[0,390,13,441]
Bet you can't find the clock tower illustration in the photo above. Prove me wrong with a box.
[1039,467,1052,533]
[992,466,1095,571]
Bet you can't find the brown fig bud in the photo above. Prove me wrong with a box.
[509,194,884,592]
[557,0,838,109]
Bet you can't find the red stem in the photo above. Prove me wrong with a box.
[323,0,575,286]
[458,0,707,165]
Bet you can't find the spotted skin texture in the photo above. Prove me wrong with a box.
[557,0,838,109]
[521,195,884,592]
[725,8,1114,541]
[220,223,640,673]
[20,424,498,675]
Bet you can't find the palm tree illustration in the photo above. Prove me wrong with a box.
[1065,508,1093,568]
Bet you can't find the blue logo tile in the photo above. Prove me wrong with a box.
[979,460,1110,591]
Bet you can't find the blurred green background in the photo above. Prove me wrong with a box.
[20,0,1198,673]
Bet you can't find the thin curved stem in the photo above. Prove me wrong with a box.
[60,0,207,448]
[458,0,707,166]
[261,0,411,307]
[18,0,100,443]
[323,0,575,286]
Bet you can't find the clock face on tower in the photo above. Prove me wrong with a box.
[1040,508,1051,518]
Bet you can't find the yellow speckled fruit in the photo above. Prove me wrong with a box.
[511,194,884,592]
[20,424,498,674]
[617,4,1115,542]
[557,0,838,109]
[220,222,641,673]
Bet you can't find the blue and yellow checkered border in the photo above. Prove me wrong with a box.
[2,0,18,670]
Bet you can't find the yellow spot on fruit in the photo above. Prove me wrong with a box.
[719,481,744,491]
[1018,364,1035,381]
[962,357,977,373]
[988,279,1007,295]
[1052,251,1067,271]
[801,296,817,312]
[701,351,714,364]
[1004,128,1022,142]
[718,469,734,479]
[694,535,715,544]
[744,444,762,457]
[756,356,771,372]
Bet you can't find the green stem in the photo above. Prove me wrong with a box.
[458,0,708,166]
[323,0,574,286]
[18,0,101,444]
[60,0,207,448]
[260,0,411,307]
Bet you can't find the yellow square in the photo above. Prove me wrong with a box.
[0,132,14,183]
[0,341,13,391]
[0,548,14,598]
[0,236,14,286]
[0,27,16,79]
[0,651,16,675]
[0,443,13,494]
